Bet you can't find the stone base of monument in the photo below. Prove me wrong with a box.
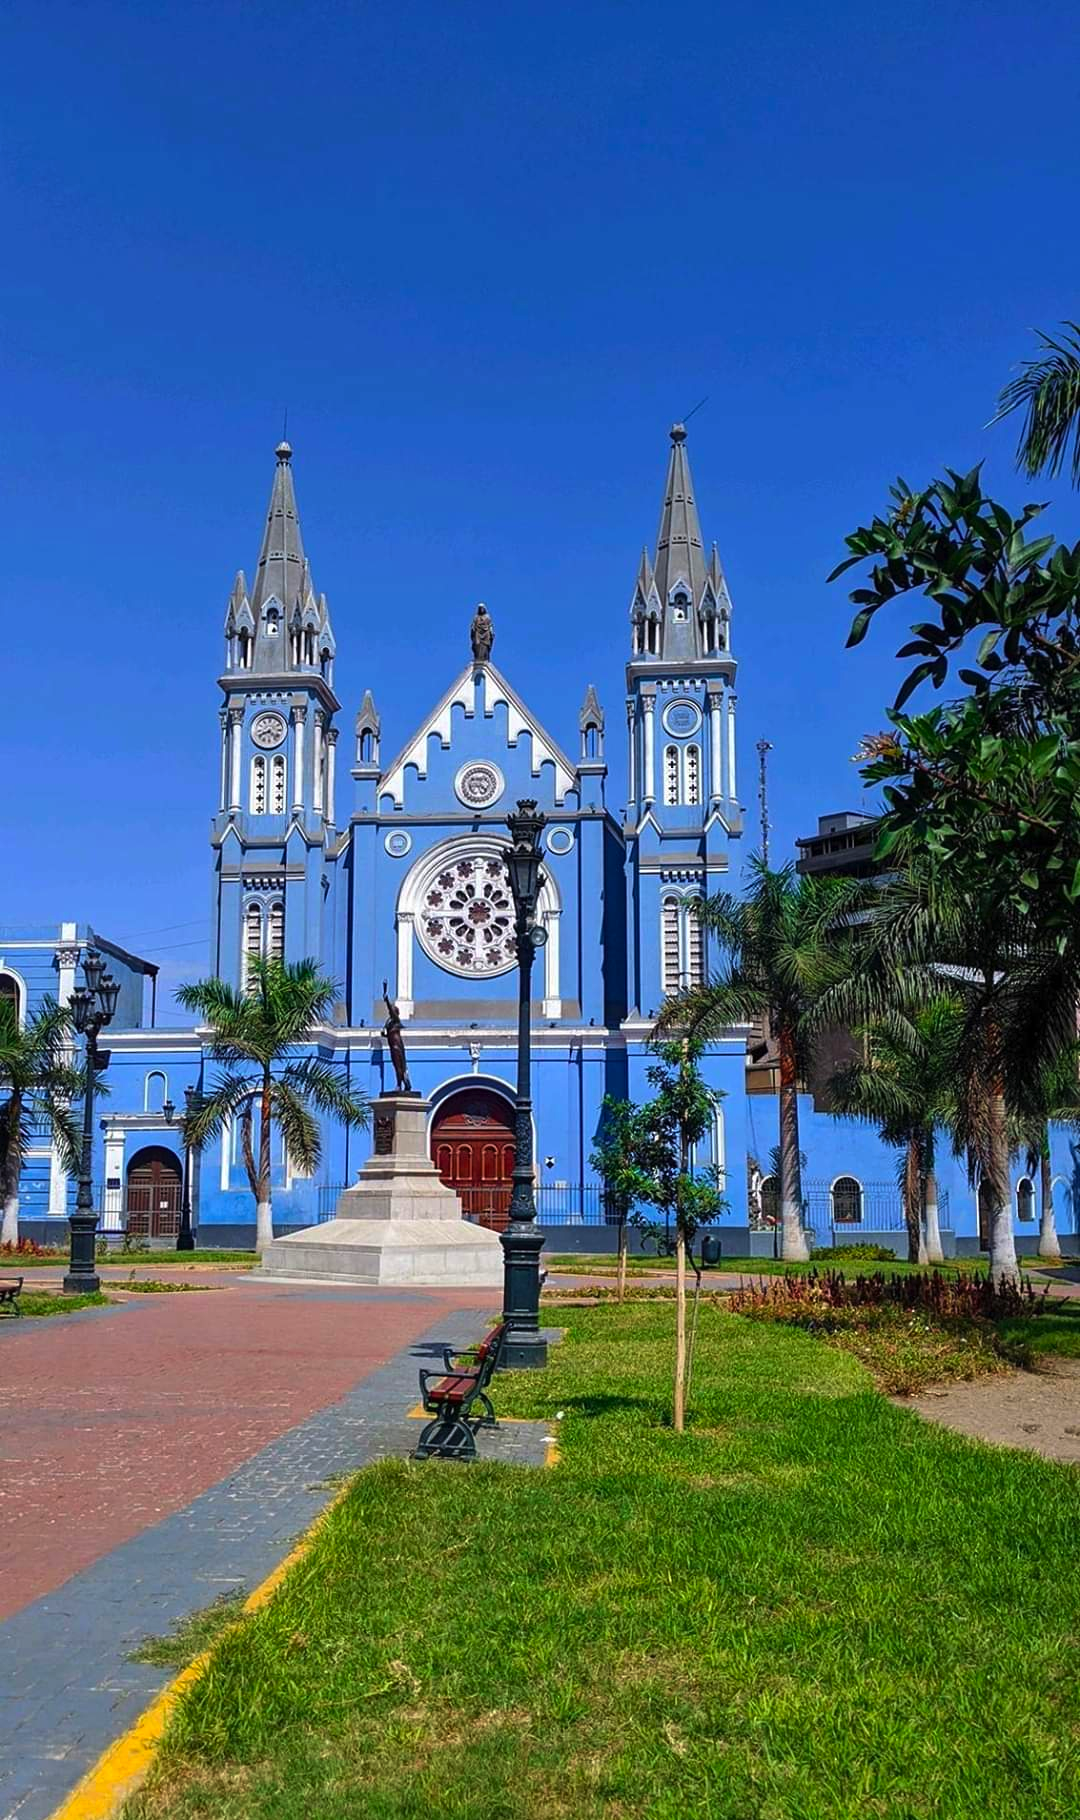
[259,1094,504,1287]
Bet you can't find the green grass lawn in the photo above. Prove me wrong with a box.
[126,1302,1080,1820]
[547,1250,1071,1280]
[0,1248,257,1269]
[7,1290,110,1317]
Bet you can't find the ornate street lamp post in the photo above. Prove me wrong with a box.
[500,799,548,1370]
[162,1086,198,1251]
[64,948,121,1295]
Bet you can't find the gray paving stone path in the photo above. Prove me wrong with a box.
[0,1305,552,1820]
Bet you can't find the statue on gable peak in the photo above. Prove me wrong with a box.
[470,602,494,663]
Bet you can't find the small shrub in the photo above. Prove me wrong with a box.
[729,1268,1045,1322]
[812,1242,896,1262]
[0,1237,52,1257]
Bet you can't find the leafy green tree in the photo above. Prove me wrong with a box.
[829,997,962,1264]
[177,959,369,1252]
[835,465,1080,939]
[660,859,868,1263]
[617,1041,725,1431]
[590,1096,648,1302]
[0,996,82,1247]
[995,320,1080,486]
[834,467,1080,1282]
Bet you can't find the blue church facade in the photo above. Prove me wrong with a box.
[8,426,748,1247]
[7,427,1077,1255]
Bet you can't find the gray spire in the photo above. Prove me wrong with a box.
[225,442,334,678]
[652,423,706,658]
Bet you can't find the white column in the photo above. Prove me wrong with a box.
[49,940,80,1217]
[642,695,656,804]
[396,912,415,1019]
[102,1126,125,1231]
[220,1116,232,1192]
[291,704,306,811]
[228,707,244,810]
[326,728,338,825]
[626,700,636,806]
[708,691,723,802]
[313,712,325,815]
[725,692,737,800]
[219,710,229,811]
[542,907,561,1019]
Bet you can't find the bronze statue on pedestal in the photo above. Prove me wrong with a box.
[382,980,412,1093]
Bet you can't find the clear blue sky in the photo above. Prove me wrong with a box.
[5,0,1080,1003]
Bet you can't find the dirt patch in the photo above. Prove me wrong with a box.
[898,1359,1080,1462]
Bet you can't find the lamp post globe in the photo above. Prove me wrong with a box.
[63,949,119,1296]
[499,800,549,1371]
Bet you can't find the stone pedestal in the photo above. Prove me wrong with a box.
[259,1095,504,1287]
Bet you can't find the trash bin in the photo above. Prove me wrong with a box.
[700,1232,722,1268]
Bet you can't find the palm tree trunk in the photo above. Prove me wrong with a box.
[1,1089,23,1248]
[1038,1137,1061,1262]
[256,1070,274,1253]
[986,1087,1019,1287]
[778,1023,810,1262]
[903,1139,925,1264]
[923,1141,944,1265]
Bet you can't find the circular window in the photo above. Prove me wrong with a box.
[546,827,574,856]
[385,831,412,858]
[250,711,288,750]
[454,762,504,810]
[418,852,517,976]
[661,698,702,738]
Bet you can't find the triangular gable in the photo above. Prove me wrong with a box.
[379,660,578,808]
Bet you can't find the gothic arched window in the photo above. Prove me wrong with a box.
[1016,1177,1036,1222]
[243,902,263,991]
[660,896,704,997]
[267,901,285,963]
[663,746,680,806]
[250,757,267,814]
[271,756,287,814]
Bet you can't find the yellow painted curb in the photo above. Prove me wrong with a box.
[49,1485,350,1820]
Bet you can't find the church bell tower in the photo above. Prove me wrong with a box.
[210,443,341,988]
[624,424,742,1015]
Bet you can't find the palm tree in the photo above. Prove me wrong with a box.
[994,321,1080,485]
[659,858,868,1263]
[829,997,962,1264]
[868,859,1080,1285]
[1011,1045,1080,1264]
[176,958,369,1252]
[0,996,82,1247]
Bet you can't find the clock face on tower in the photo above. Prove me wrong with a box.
[250,711,288,750]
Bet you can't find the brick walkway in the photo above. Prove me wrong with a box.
[0,1276,545,1820]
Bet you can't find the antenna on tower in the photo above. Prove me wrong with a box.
[756,738,774,865]
[681,394,709,425]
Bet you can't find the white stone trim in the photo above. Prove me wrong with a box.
[642,695,656,803]
[228,708,243,810]
[708,690,722,801]
[725,691,737,799]
[379,662,576,808]
[103,1125,126,1230]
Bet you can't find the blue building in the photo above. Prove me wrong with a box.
[8,429,1079,1255]
[10,426,749,1248]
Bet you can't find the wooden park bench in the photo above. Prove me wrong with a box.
[0,1277,24,1317]
[414,1320,507,1462]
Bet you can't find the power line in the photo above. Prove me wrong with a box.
[113,918,208,943]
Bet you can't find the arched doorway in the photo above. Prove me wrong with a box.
[431,1087,515,1229]
[126,1146,182,1240]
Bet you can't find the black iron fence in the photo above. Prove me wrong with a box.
[750,1177,951,1239]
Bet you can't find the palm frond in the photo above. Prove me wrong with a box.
[279,1058,369,1128]
[271,1078,321,1177]
[993,321,1080,485]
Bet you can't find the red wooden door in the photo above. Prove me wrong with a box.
[432,1090,515,1229]
[126,1150,182,1239]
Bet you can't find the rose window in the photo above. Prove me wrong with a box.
[418,855,517,975]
